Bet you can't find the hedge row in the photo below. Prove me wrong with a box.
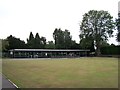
[100,45,120,55]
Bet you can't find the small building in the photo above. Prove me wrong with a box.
[9,49,90,58]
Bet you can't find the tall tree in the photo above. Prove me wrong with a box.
[29,32,34,40]
[53,28,73,49]
[80,10,115,56]
[27,32,35,48]
[53,28,64,49]
[27,32,46,49]
[63,29,72,49]
[34,33,41,48]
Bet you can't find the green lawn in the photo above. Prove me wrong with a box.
[2,57,118,88]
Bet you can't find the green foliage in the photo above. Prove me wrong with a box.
[27,32,35,48]
[80,38,95,52]
[53,28,73,49]
[80,10,115,56]
[63,29,72,49]
[27,32,46,49]
[39,36,46,49]
[2,39,9,51]
[53,28,64,49]
[34,33,41,48]
[71,40,81,49]
[100,45,120,55]
[7,35,26,49]
[80,36,93,49]
[45,41,55,49]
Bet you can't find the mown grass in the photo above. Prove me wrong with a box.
[2,57,118,88]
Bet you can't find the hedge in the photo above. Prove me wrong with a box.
[100,45,120,55]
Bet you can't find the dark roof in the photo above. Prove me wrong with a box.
[9,49,90,52]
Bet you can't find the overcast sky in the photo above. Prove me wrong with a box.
[0,0,119,45]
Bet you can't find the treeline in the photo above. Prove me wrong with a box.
[1,28,119,56]
[1,28,81,51]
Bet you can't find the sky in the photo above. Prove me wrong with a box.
[0,0,119,45]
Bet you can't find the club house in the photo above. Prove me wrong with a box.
[9,49,90,58]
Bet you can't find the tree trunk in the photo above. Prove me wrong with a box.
[95,41,101,56]
[95,47,101,56]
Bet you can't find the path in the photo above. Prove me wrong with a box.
[1,74,18,90]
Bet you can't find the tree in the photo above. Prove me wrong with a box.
[80,10,115,56]
[63,29,72,49]
[27,32,46,49]
[7,35,26,49]
[2,39,9,51]
[53,28,73,49]
[34,33,41,48]
[53,28,65,49]
[27,32,35,48]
